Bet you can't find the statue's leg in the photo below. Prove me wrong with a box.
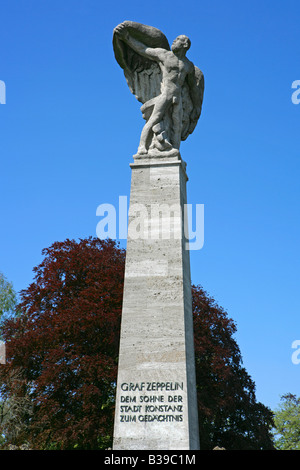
[138,94,171,154]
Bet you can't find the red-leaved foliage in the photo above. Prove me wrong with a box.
[0,237,274,449]
[0,238,125,449]
[193,285,274,449]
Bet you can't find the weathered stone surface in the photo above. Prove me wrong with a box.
[113,154,199,450]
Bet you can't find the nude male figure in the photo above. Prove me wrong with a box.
[114,24,201,154]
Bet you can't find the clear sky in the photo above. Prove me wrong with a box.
[1,0,299,412]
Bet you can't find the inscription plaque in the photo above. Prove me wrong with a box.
[118,382,184,424]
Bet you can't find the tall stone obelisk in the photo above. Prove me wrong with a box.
[112,21,204,450]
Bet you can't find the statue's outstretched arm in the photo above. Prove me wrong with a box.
[115,23,165,62]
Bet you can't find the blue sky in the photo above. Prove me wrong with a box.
[1,0,299,412]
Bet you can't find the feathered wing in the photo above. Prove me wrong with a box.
[113,21,170,104]
[181,66,205,141]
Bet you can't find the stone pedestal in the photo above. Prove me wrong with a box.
[113,153,199,450]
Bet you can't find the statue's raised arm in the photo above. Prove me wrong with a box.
[113,21,204,157]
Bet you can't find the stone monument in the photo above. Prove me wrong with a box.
[112,21,204,450]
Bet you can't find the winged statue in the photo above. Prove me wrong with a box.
[113,21,204,157]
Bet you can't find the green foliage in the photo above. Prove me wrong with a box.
[0,273,18,447]
[0,273,17,322]
[273,394,300,450]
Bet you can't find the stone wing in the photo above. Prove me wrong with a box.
[181,66,205,141]
[113,21,170,104]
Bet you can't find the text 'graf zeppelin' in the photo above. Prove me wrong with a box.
[119,381,184,423]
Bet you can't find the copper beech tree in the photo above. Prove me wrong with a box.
[0,237,274,449]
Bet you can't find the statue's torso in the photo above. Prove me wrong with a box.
[160,52,192,92]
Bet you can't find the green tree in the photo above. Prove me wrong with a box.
[273,394,300,450]
[0,272,19,447]
[0,273,17,324]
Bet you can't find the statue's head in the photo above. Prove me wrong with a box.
[171,35,191,54]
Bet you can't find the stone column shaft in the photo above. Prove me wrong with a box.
[113,154,199,450]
